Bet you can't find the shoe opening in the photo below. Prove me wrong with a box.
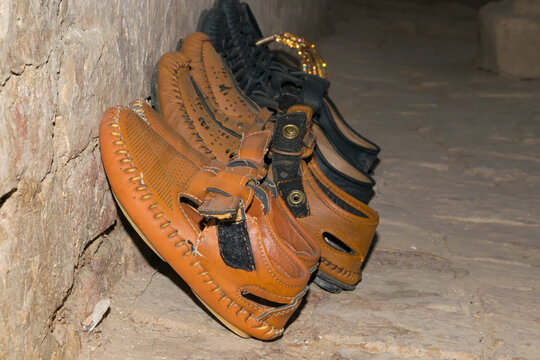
[241,291,289,309]
[323,232,354,255]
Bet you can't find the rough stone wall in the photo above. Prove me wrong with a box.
[0,1,330,359]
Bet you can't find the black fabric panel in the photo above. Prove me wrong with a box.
[240,3,263,38]
[315,100,378,173]
[278,92,301,112]
[314,149,374,204]
[271,113,307,154]
[309,168,368,218]
[271,112,310,218]
[217,220,255,271]
[298,75,329,114]
[272,153,309,218]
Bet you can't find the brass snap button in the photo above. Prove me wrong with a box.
[282,124,299,139]
[287,190,306,206]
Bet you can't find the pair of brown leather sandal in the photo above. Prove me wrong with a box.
[100,30,378,340]
[157,33,379,293]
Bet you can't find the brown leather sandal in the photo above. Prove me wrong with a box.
[152,33,379,293]
[130,99,320,273]
[151,51,320,273]
[99,103,312,339]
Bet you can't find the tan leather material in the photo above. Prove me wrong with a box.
[270,192,320,272]
[236,130,272,169]
[157,51,241,163]
[156,48,320,273]
[181,32,261,122]
[179,33,319,161]
[99,105,312,339]
[163,33,379,289]
[301,159,378,285]
[129,99,222,170]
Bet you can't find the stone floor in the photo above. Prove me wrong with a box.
[79,2,540,359]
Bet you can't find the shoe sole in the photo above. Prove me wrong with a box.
[313,271,356,294]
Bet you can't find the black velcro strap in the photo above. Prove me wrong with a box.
[271,112,310,218]
[272,153,309,218]
[217,219,256,271]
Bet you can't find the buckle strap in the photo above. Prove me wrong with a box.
[270,111,310,218]
[271,112,308,155]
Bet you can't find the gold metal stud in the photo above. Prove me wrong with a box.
[287,190,306,206]
[282,124,299,139]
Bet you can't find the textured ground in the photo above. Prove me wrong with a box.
[79,2,540,359]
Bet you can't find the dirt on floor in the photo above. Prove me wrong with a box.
[79,2,540,359]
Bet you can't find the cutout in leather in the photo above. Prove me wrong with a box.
[323,232,354,255]
[179,195,202,208]
[241,291,289,308]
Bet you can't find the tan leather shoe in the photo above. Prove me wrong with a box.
[152,51,320,273]
[197,1,380,173]
[99,104,311,339]
[130,99,319,273]
[152,33,379,293]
